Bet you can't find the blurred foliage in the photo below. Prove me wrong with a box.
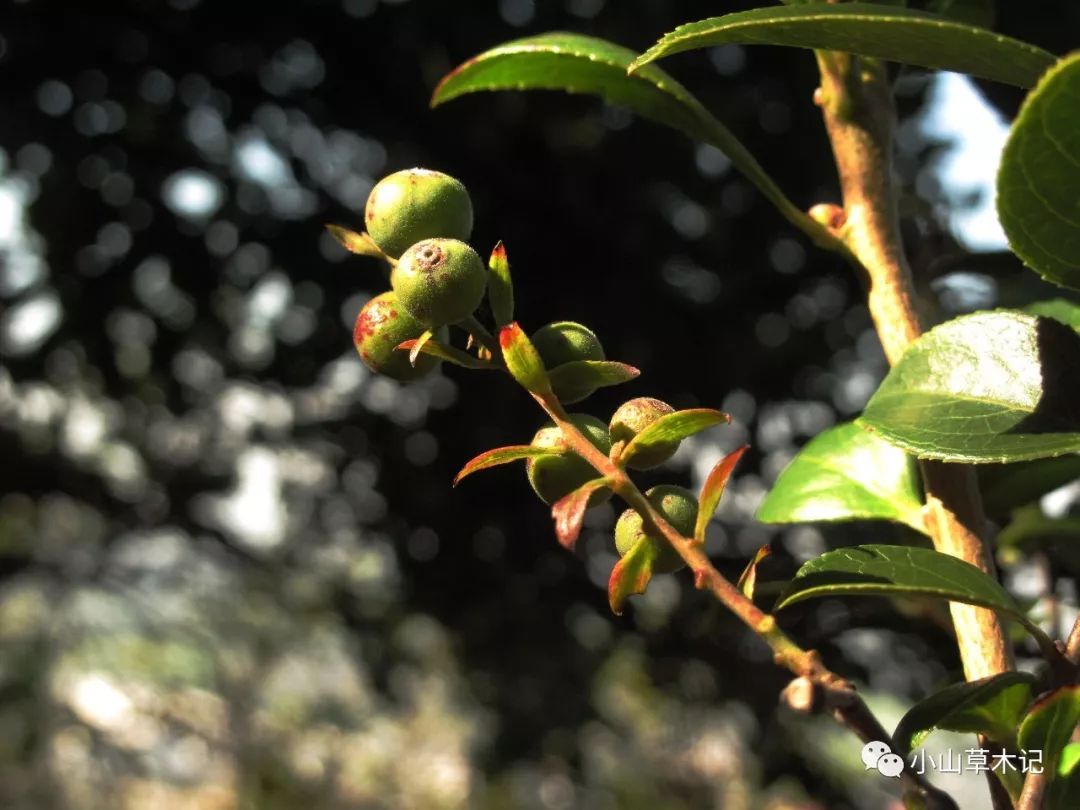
[0,1,1077,808]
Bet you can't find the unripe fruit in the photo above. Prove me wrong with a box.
[531,321,605,404]
[614,485,698,574]
[391,238,486,328]
[526,413,613,506]
[353,291,446,381]
[365,168,473,259]
[609,397,678,470]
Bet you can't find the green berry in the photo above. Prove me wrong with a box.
[365,168,473,259]
[353,291,446,381]
[614,485,698,574]
[531,321,605,404]
[525,414,613,506]
[609,397,678,470]
[391,238,486,328]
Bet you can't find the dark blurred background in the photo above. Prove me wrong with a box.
[1,1,1076,808]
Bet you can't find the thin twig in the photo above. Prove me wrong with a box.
[530,390,955,808]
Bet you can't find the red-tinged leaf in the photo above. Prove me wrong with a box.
[622,408,731,467]
[1018,684,1080,769]
[737,544,772,601]
[488,241,514,327]
[552,477,609,550]
[325,224,384,257]
[694,444,749,542]
[608,536,658,615]
[409,329,435,367]
[499,322,553,396]
[454,445,554,486]
[397,339,493,370]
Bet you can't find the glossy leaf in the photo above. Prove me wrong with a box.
[979,454,1080,516]
[858,311,1080,463]
[998,53,1080,290]
[432,32,837,251]
[629,4,1053,88]
[1026,299,1080,332]
[1019,685,1080,770]
[737,544,772,601]
[695,445,748,543]
[775,544,1040,635]
[499,322,553,397]
[608,535,656,615]
[454,445,553,486]
[325,225,384,257]
[893,672,1036,755]
[757,422,925,533]
[621,409,730,468]
[552,477,609,551]
[488,241,514,327]
[547,360,640,395]
[397,338,492,370]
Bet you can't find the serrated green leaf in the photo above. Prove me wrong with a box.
[396,338,493,370]
[695,445,748,543]
[979,454,1080,516]
[858,311,1080,463]
[488,241,514,327]
[325,225,385,258]
[621,409,730,467]
[1019,685,1080,771]
[608,535,657,615]
[547,360,640,394]
[775,544,1045,640]
[1026,299,1080,332]
[432,32,839,251]
[893,672,1035,755]
[629,4,1052,88]
[552,477,609,551]
[454,445,553,486]
[998,52,1080,290]
[499,322,553,397]
[757,422,925,532]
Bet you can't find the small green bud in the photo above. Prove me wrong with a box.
[365,168,473,258]
[391,238,486,328]
[353,291,446,381]
[614,485,698,574]
[526,414,613,506]
[610,397,678,469]
[531,321,605,403]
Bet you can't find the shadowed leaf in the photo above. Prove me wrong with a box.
[1019,685,1080,772]
[998,53,1080,290]
[630,4,1052,88]
[893,672,1036,755]
[622,409,730,467]
[488,241,514,327]
[499,322,553,397]
[757,422,925,532]
[552,477,609,550]
[454,445,553,486]
[978,454,1080,517]
[695,445,748,542]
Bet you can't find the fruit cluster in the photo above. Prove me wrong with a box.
[336,168,742,609]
